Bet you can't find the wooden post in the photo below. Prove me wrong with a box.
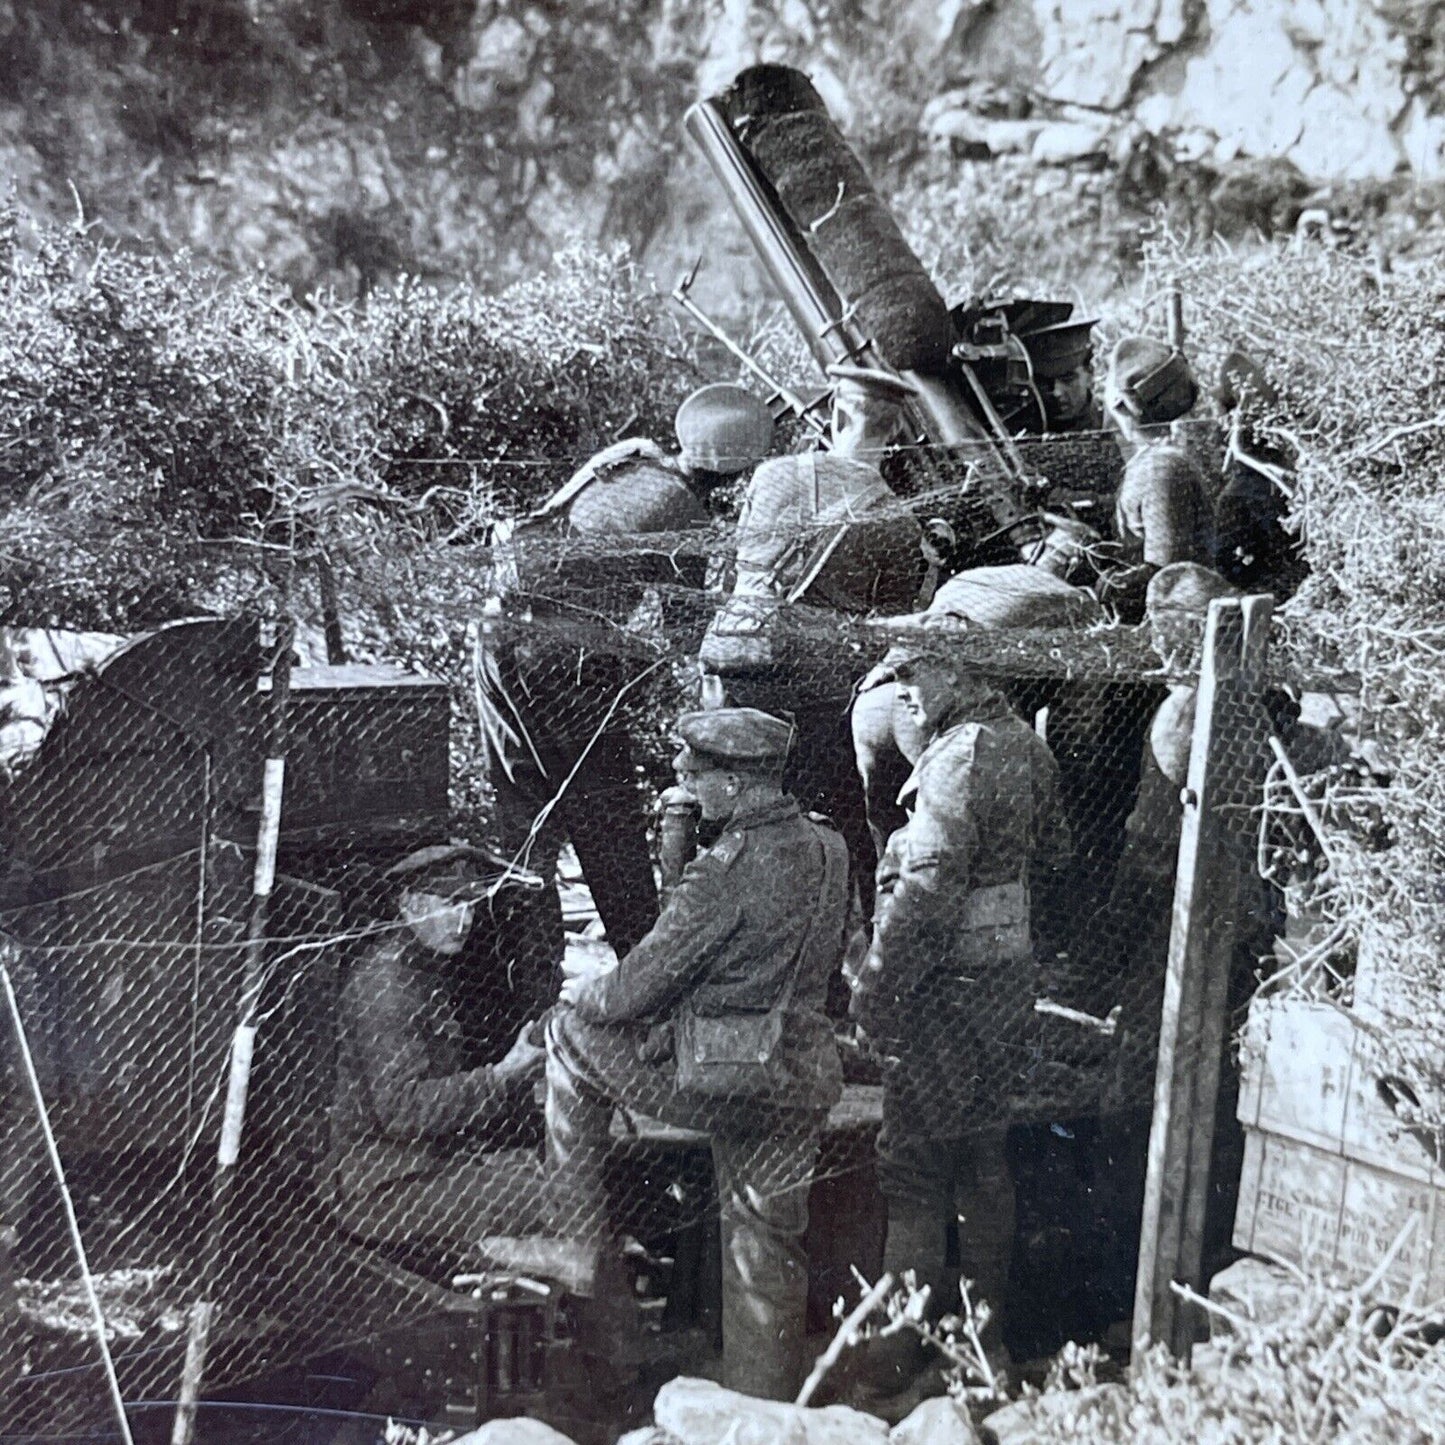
[172,621,294,1445]
[1132,595,1274,1363]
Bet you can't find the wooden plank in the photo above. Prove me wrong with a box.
[1174,594,1275,1346]
[1133,595,1274,1361]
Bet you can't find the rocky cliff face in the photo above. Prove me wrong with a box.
[0,0,1439,299]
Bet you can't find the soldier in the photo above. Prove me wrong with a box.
[848,639,1069,1404]
[328,845,553,1259]
[543,708,848,1400]
[1022,318,1102,434]
[1100,337,1215,622]
[477,384,775,989]
[850,552,1102,866]
[700,364,926,910]
[1077,563,1299,1323]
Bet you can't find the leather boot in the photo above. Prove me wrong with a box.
[848,1201,950,1402]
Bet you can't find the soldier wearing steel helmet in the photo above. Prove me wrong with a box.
[847,638,1068,1405]
[542,707,848,1401]
[477,384,776,1011]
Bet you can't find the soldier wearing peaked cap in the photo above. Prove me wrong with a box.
[544,707,849,1401]
[1100,336,1215,622]
[477,385,777,1025]
[1023,318,1101,432]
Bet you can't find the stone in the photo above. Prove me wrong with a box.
[1208,1255,1305,1332]
[653,1377,890,1445]
[451,1420,580,1445]
[1031,120,1111,164]
[890,1396,980,1445]
[982,119,1046,154]
[1174,18,1309,159]
[1400,97,1445,181]
[1290,84,1402,180]
[980,1385,1129,1444]
[1155,0,1188,45]
[925,108,991,147]
[1034,0,1162,110]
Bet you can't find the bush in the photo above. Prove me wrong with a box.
[0,204,700,629]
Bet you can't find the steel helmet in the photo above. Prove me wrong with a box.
[674,384,774,475]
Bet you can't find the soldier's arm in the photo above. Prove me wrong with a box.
[569,849,744,1024]
[858,740,981,1018]
[1138,454,1206,567]
[356,985,509,1141]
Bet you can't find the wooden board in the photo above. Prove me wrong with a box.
[1234,1128,1445,1301]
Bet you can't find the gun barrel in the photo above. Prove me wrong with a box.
[684,99,863,375]
[687,79,1042,553]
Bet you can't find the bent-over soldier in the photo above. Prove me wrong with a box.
[849,641,1069,1401]
[544,708,848,1400]
[329,846,550,1256]
[701,364,926,913]
[478,384,775,988]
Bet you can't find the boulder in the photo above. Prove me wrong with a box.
[1290,84,1403,181]
[1031,120,1111,164]
[451,1419,580,1445]
[889,1396,980,1445]
[653,1377,890,1445]
[981,1385,1129,1444]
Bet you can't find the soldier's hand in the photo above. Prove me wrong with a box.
[496,1022,546,1086]
[558,972,595,1008]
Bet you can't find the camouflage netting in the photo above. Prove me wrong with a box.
[0,208,1430,1433]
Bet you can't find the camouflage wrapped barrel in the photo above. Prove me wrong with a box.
[713,65,954,376]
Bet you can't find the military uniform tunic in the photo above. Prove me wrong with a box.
[1114,440,1214,571]
[854,693,1070,1138]
[545,795,847,1400]
[477,440,718,991]
[329,935,551,1254]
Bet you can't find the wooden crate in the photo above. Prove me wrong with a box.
[1237,997,1445,1187]
[1234,1129,1445,1300]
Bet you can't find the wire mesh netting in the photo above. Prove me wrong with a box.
[0,421,1364,1437]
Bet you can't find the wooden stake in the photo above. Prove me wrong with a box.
[172,621,294,1445]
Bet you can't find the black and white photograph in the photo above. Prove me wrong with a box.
[0,2,1442,1441]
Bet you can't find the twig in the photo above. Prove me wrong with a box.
[1348,413,1445,462]
[1268,735,1341,872]
[795,1271,894,1407]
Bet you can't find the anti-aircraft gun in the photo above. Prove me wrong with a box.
[684,65,1114,565]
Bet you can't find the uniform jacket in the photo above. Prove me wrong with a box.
[567,796,846,1114]
[1115,440,1214,568]
[494,440,711,623]
[332,935,514,1199]
[855,692,1070,1036]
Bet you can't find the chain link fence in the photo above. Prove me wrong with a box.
[0,437,1364,1437]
